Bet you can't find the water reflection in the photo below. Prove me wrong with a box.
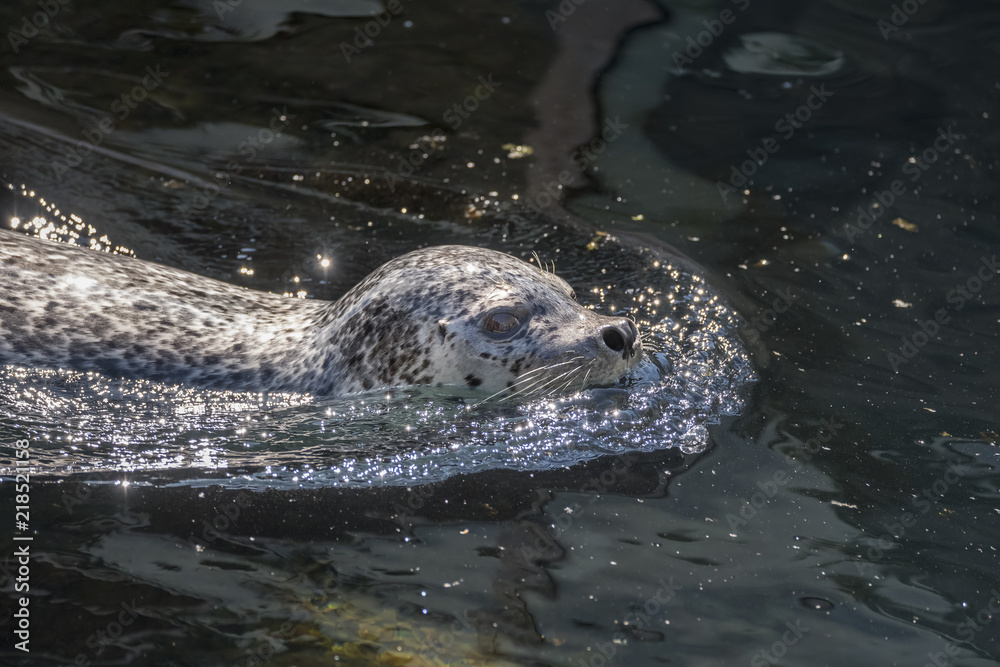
[0,199,755,488]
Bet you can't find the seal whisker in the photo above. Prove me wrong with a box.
[515,365,582,401]
[529,250,558,276]
[530,359,591,397]
[572,359,601,396]
[554,367,585,396]
[531,251,543,272]
[470,358,577,405]
[638,327,662,353]
[485,356,586,404]
[536,366,581,399]
[496,357,583,391]
[504,362,582,400]
[515,356,582,380]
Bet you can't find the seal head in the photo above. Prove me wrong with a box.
[322,246,642,397]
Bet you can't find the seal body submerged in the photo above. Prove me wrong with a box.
[0,230,641,397]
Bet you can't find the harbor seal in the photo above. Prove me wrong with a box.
[0,229,641,397]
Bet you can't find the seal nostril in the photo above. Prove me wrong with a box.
[602,327,626,352]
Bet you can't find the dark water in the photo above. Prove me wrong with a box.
[1,0,999,665]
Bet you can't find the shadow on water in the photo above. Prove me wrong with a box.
[1,0,1000,665]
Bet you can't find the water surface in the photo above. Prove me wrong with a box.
[1,0,999,665]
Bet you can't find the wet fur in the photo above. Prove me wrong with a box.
[0,230,640,397]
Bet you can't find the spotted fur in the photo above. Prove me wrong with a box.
[0,230,641,397]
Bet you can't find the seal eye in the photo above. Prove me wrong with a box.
[484,312,519,334]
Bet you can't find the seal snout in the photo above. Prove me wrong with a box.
[600,320,641,360]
